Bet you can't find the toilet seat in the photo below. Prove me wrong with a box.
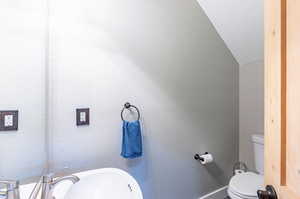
[228,172,263,199]
[228,188,258,199]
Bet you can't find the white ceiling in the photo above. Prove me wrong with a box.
[197,0,263,66]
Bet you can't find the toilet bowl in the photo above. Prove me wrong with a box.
[228,172,263,199]
[228,134,264,199]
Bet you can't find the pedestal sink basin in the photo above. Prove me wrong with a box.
[65,168,143,199]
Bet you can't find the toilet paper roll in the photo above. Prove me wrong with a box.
[199,153,214,165]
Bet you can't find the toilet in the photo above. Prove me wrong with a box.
[228,134,264,199]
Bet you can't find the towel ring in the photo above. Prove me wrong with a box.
[121,102,141,121]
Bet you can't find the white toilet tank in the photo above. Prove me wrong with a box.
[252,134,264,174]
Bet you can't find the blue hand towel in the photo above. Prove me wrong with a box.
[121,120,143,158]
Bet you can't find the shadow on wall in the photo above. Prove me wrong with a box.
[50,0,239,198]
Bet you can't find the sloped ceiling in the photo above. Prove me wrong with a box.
[197,0,263,66]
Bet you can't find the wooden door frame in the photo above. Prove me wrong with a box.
[264,0,286,188]
[265,0,299,198]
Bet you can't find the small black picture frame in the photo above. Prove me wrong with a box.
[76,108,90,126]
[0,110,19,131]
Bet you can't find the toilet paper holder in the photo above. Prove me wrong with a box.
[194,152,209,162]
[194,152,214,165]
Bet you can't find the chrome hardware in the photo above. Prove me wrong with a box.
[0,173,79,199]
[121,102,141,121]
[194,152,208,162]
[232,161,248,175]
[40,173,80,199]
[257,185,278,199]
[0,180,20,199]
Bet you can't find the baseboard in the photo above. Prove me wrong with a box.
[199,186,228,199]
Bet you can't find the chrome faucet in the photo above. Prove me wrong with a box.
[0,173,79,199]
[0,180,20,199]
[40,174,80,199]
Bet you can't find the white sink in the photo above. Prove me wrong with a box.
[20,168,143,199]
[65,168,143,199]
[20,181,72,199]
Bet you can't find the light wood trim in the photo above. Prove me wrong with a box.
[286,0,300,196]
[265,0,300,198]
[265,0,283,189]
[279,187,299,199]
[280,0,287,186]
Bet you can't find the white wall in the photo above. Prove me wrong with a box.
[239,60,264,171]
[49,0,239,198]
[0,0,47,180]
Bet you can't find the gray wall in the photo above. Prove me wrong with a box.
[239,60,264,171]
[49,0,239,198]
[0,0,238,198]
